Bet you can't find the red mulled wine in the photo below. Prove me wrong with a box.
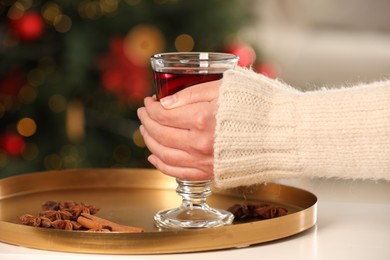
[153,71,223,99]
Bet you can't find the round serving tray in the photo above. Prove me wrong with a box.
[0,168,317,254]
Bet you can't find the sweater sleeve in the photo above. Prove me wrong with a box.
[213,67,390,189]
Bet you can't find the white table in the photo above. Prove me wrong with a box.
[1,178,389,260]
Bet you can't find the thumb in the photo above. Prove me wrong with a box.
[160,79,221,109]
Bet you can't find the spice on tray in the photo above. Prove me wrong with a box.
[18,200,144,232]
[77,213,144,232]
[227,203,288,221]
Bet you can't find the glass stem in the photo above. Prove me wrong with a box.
[176,179,212,208]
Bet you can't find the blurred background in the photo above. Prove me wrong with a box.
[1,0,390,178]
[246,0,390,89]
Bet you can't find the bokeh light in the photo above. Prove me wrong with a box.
[53,14,72,33]
[227,42,256,67]
[7,2,25,20]
[66,100,85,142]
[123,24,166,65]
[132,129,145,148]
[18,85,37,104]
[78,0,101,19]
[17,117,37,137]
[175,33,194,52]
[100,0,118,15]
[78,0,119,19]
[41,2,61,24]
[8,11,45,41]
[1,133,25,157]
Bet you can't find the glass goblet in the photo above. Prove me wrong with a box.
[150,52,238,229]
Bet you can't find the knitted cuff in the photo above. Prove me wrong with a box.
[214,67,302,189]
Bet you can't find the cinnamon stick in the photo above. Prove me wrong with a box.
[77,213,144,232]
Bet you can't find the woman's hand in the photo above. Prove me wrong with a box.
[137,80,221,180]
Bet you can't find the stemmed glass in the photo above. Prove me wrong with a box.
[150,52,238,229]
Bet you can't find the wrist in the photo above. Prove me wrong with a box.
[214,67,302,188]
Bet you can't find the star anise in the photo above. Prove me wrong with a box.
[41,200,59,211]
[19,214,52,228]
[51,220,73,230]
[227,203,288,221]
[58,201,99,219]
[39,209,73,221]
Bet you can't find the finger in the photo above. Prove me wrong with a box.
[140,119,187,157]
[144,96,217,132]
[139,123,188,161]
[140,125,212,171]
[143,97,187,128]
[148,155,213,180]
[159,79,221,109]
[138,107,193,152]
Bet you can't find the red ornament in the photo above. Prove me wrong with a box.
[225,42,256,67]
[255,62,277,79]
[0,133,25,157]
[98,37,151,104]
[9,11,45,42]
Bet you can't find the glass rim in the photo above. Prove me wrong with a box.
[151,52,239,62]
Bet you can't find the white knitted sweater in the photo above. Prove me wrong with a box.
[214,67,390,189]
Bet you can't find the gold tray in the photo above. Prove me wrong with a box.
[0,169,317,254]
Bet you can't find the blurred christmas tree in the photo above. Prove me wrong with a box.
[0,0,265,178]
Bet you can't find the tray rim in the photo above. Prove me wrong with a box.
[0,168,317,254]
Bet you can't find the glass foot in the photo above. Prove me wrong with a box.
[154,203,234,229]
[154,179,234,229]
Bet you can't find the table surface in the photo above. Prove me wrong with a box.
[1,178,390,260]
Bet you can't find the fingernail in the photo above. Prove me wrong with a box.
[139,125,144,135]
[147,155,156,165]
[160,95,176,108]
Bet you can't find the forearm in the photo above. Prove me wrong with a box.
[297,80,390,181]
[214,67,390,189]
